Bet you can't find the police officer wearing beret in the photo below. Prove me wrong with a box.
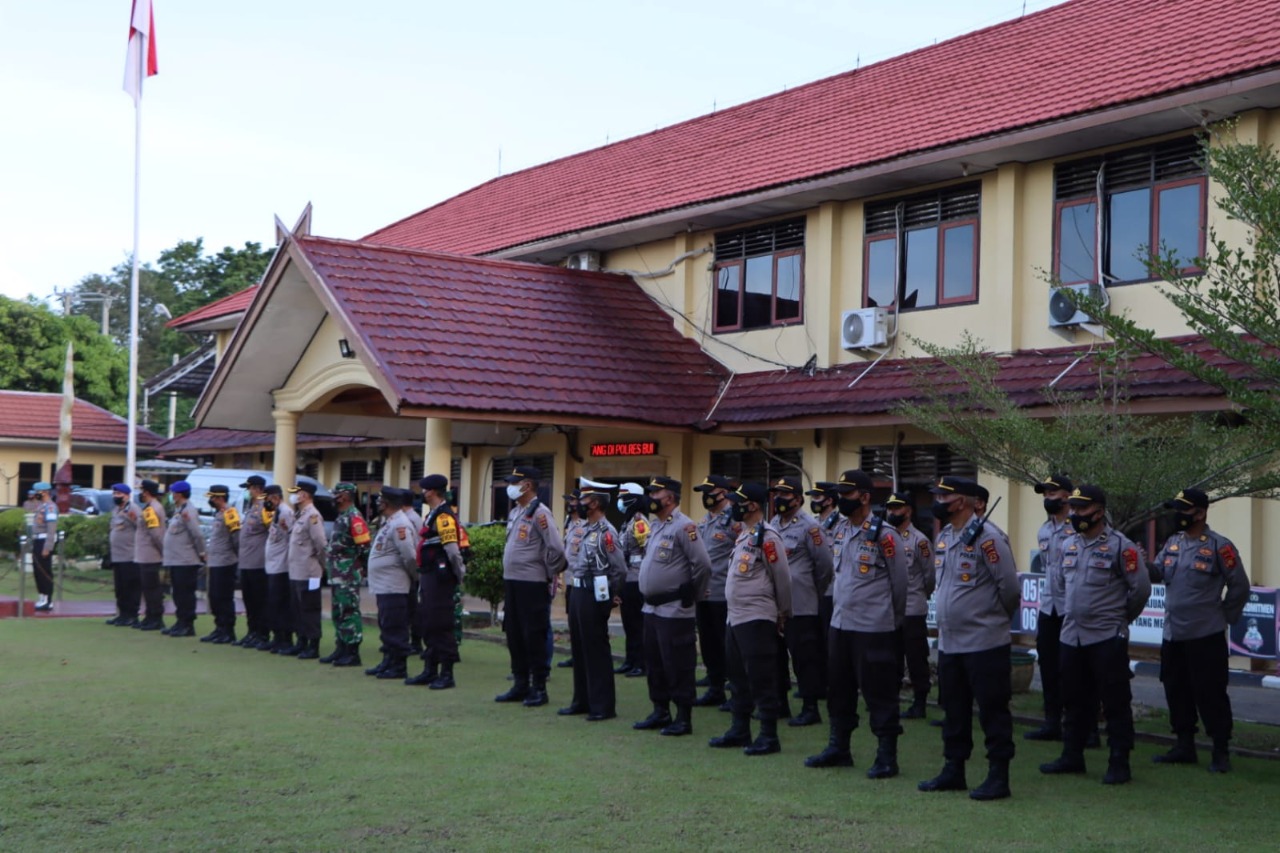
[365,486,420,680]
[106,484,140,627]
[161,481,205,638]
[201,485,241,644]
[885,491,936,721]
[1040,484,1151,785]
[918,476,1019,800]
[29,482,58,612]
[692,474,739,708]
[133,479,168,632]
[1150,488,1250,773]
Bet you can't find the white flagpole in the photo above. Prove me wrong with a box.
[125,41,143,492]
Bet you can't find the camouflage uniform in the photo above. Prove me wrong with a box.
[328,502,371,647]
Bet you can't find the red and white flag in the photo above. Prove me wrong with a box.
[123,0,158,105]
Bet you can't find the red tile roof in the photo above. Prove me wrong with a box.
[0,391,161,447]
[156,427,385,455]
[295,236,728,426]
[167,285,259,330]
[366,0,1280,256]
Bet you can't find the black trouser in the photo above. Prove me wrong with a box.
[407,577,423,651]
[644,613,697,705]
[726,619,782,721]
[266,572,293,640]
[938,644,1014,762]
[568,581,616,716]
[696,599,728,688]
[504,579,551,684]
[32,543,54,596]
[828,627,903,737]
[168,565,199,625]
[621,580,644,667]
[1036,611,1064,726]
[208,563,238,632]
[240,567,268,637]
[289,579,322,641]
[114,560,140,619]
[376,593,412,658]
[139,562,164,620]
[1161,632,1233,742]
[818,595,833,674]
[786,614,827,701]
[900,614,931,695]
[421,569,460,666]
[1062,635,1133,754]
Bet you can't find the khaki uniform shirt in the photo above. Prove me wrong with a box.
[933,519,1019,654]
[830,517,907,633]
[206,505,241,567]
[368,509,420,595]
[770,511,832,618]
[726,523,792,626]
[898,523,936,617]
[502,500,566,582]
[287,503,328,581]
[163,502,205,567]
[1060,526,1151,646]
[620,514,650,583]
[1037,516,1073,616]
[697,506,740,602]
[568,518,627,596]
[264,503,293,575]
[1152,525,1249,642]
[238,499,270,570]
[133,497,166,564]
[638,508,712,619]
[109,502,139,563]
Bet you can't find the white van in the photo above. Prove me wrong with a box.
[179,468,336,531]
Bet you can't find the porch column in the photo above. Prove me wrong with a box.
[424,417,453,480]
[271,408,300,486]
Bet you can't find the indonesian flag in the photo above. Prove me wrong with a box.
[123,0,158,105]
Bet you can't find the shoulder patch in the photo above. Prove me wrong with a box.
[350,514,372,545]
[919,539,931,560]
[686,524,698,542]
[605,531,616,552]
[1218,543,1238,571]
[1124,547,1139,574]
[763,540,778,563]
[879,533,895,558]
[398,527,407,541]
[142,506,159,528]
[980,539,999,564]
[536,513,548,531]
[437,514,459,545]
[311,514,320,525]
[223,507,242,533]
[808,527,822,546]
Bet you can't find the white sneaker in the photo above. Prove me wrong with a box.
[35,595,52,612]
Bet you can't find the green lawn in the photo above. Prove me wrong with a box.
[1,619,1276,851]
[0,560,113,601]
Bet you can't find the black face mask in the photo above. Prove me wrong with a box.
[837,496,862,517]
[886,511,908,527]
[264,499,276,511]
[931,500,954,522]
[772,496,793,515]
[730,502,748,522]
[208,499,219,509]
[1175,511,1197,531]
[1043,498,1065,515]
[1069,511,1100,534]
[113,496,125,506]
[646,496,664,515]
[702,492,720,510]
[809,500,827,515]
[573,505,589,520]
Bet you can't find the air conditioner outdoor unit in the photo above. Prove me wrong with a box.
[840,307,889,351]
[1048,283,1104,327]
[566,250,601,271]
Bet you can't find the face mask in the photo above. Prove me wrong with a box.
[209,499,218,509]
[931,500,954,522]
[289,493,300,507]
[1043,498,1065,515]
[113,496,125,506]
[506,484,524,501]
[886,511,908,527]
[1175,512,1196,531]
[1069,512,1098,533]
[646,495,664,515]
[730,503,748,522]
[574,504,590,519]
[617,498,631,514]
[837,496,862,517]
[264,499,276,511]
[701,492,720,510]
[772,496,793,515]
[809,500,827,515]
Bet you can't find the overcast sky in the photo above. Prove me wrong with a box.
[0,0,1065,305]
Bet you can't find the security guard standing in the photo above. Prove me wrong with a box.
[410,475,468,689]
[769,476,833,727]
[30,482,58,612]
[691,474,739,708]
[559,483,627,720]
[262,485,295,653]
[918,476,1019,801]
[1150,488,1250,773]
[806,480,841,675]
[633,476,712,737]
[235,476,271,649]
[286,481,329,659]
[133,480,168,632]
[1026,474,1075,741]
[107,484,140,627]
[321,483,370,667]
[886,491,935,720]
[558,488,586,670]
[161,481,205,638]
[366,487,420,680]
[202,485,242,644]
[1040,484,1151,785]
[615,483,650,677]
[494,466,567,708]
[805,470,907,778]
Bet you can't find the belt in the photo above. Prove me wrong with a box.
[571,576,592,588]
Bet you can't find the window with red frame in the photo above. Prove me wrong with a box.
[1053,136,1206,286]
[713,218,805,332]
[863,184,980,311]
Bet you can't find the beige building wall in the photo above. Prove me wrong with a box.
[0,445,136,505]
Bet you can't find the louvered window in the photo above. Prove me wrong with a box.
[1053,136,1206,285]
[709,448,804,486]
[490,454,555,521]
[339,460,385,483]
[713,219,805,332]
[858,444,977,522]
[863,184,981,311]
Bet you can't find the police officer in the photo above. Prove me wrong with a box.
[133,480,168,632]
[366,487,421,681]
[615,482,650,677]
[706,482,793,756]
[557,488,586,670]
[202,485,241,644]
[1040,484,1151,785]
[30,482,58,612]
[769,476,833,727]
[558,483,627,720]
[1025,474,1074,740]
[885,491,935,720]
[106,484,140,627]
[805,470,907,777]
[806,480,841,677]
[633,476,712,737]
[321,483,370,667]
[918,476,1019,801]
[161,481,205,638]
[235,476,271,648]
[494,466,567,708]
[398,488,426,658]
[286,481,328,659]
[1150,488,1250,773]
[691,474,738,708]
[408,475,467,689]
[262,485,295,653]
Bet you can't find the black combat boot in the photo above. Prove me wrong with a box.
[333,643,362,667]
[1153,733,1198,764]
[1102,750,1132,785]
[138,617,165,632]
[106,616,122,626]
[743,718,781,756]
[276,635,302,656]
[404,661,439,686]
[708,714,753,749]
[866,735,899,779]
[365,653,391,676]
[231,631,253,648]
[1024,721,1063,741]
[693,686,726,707]
[918,760,968,792]
[168,622,195,638]
[902,690,929,720]
[494,676,530,703]
[377,656,408,680]
[660,704,693,737]
[319,641,347,664]
[200,628,222,643]
[1039,750,1087,775]
[523,677,549,707]
[1208,739,1232,774]
[212,630,236,645]
[633,703,672,730]
[970,760,1011,800]
[296,638,320,660]
[788,700,822,727]
[117,617,140,629]
[805,717,854,768]
[429,664,456,690]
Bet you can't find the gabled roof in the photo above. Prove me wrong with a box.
[0,391,161,447]
[155,427,393,455]
[166,285,259,331]
[366,0,1280,256]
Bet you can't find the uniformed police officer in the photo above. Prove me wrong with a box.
[559,483,627,721]
[30,482,58,611]
[1040,484,1151,785]
[133,480,168,632]
[286,481,329,659]
[1150,488,1250,773]
[161,481,205,638]
[262,485,295,653]
[633,476,712,737]
[886,491,935,720]
[558,488,586,670]
[806,470,908,778]
[410,475,468,689]
[365,487,420,681]
[202,485,241,644]
[691,474,739,708]
[806,480,841,677]
[494,466,567,708]
[1025,474,1074,740]
[707,482,793,756]
[235,476,271,648]
[615,482,650,677]
[918,476,1019,801]
[769,476,833,727]
[106,484,140,627]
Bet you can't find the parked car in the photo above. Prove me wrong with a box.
[68,487,116,516]
[180,468,336,536]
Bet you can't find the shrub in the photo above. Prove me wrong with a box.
[0,507,28,553]
[61,515,111,563]
[463,521,506,619]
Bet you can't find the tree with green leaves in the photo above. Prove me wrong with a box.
[0,298,129,412]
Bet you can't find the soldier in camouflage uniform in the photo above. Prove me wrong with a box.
[322,482,371,667]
